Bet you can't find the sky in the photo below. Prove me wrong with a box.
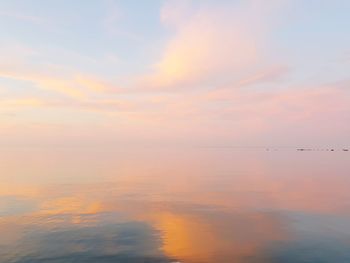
[0,0,349,147]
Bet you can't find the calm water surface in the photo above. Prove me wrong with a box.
[0,148,350,263]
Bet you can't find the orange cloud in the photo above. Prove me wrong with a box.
[75,74,124,94]
[143,1,263,89]
[0,58,126,99]
[0,98,44,108]
[0,65,85,98]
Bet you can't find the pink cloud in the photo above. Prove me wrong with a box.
[142,1,266,90]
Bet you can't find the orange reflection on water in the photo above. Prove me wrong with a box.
[152,210,288,262]
[0,148,350,262]
[39,197,104,216]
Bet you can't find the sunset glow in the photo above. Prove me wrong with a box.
[1,0,349,147]
[1,1,350,263]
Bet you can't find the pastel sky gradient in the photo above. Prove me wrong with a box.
[0,0,349,147]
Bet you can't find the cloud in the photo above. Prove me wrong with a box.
[102,0,122,35]
[141,0,285,90]
[0,98,44,108]
[0,64,85,99]
[0,62,127,99]
[0,1,348,147]
[236,65,289,87]
[74,74,123,94]
[4,78,348,146]
[0,96,137,115]
[153,12,256,87]
[0,11,43,24]
[118,79,350,146]
[102,0,143,42]
[160,0,193,28]
[0,43,127,99]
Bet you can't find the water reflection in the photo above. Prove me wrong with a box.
[0,148,350,262]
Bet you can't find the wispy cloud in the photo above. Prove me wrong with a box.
[0,65,85,99]
[102,0,143,42]
[140,0,284,90]
[236,66,289,87]
[0,11,44,24]
[0,60,126,99]
[0,0,349,146]
[0,98,44,108]
[160,0,194,28]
